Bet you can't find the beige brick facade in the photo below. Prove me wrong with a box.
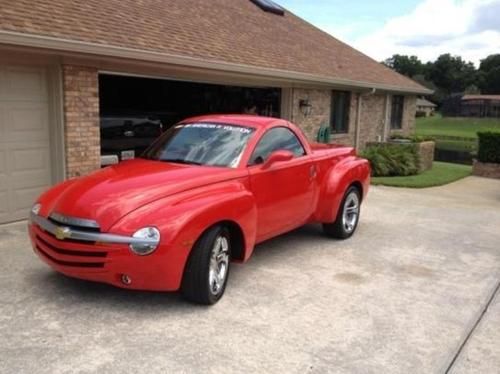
[290,88,332,141]
[291,88,417,149]
[62,65,100,178]
[59,70,417,179]
[391,95,417,137]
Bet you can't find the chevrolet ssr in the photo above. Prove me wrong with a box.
[29,115,370,304]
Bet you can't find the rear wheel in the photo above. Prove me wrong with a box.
[181,225,231,305]
[323,186,361,239]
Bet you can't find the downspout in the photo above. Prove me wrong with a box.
[354,88,376,150]
[382,93,390,141]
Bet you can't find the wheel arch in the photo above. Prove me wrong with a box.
[349,180,364,200]
[315,157,370,222]
[191,220,247,263]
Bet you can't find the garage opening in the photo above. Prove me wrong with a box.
[98,74,281,163]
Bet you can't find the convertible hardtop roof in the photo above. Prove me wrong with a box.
[181,114,286,129]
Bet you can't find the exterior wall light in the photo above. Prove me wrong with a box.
[299,99,313,117]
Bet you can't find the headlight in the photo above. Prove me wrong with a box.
[31,203,42,216]
[129,227,160,255]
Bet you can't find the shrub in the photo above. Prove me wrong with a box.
[416,111,427,118]
[361,144,420,177]
[477,132,500,164]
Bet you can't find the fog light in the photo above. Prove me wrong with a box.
[121,274,132,285]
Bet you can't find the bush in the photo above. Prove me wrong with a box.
[416,111,427,118]
[361,144,420,177]
[477,132,500,163]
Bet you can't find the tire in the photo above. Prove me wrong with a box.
[181,225,231,305]
[323,186,361,239]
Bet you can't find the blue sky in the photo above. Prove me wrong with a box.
[279,0,420,41]
[277,0,500,65]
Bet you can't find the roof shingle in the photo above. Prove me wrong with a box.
[0,0,427,93]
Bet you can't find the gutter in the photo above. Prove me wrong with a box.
[0,30,433,95]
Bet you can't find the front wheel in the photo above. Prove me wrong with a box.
[323,186,361,239]
[181,225,231,305]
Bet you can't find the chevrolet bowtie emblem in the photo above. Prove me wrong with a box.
[54,226,72,240]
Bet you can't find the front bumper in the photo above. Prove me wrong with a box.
[29,214,177,291]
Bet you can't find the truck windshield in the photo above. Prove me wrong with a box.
[142,123,255,168]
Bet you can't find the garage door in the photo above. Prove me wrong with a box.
[0,64,52,224]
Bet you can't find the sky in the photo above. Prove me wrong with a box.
[278,0,500,66]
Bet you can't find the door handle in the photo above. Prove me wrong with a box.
[309,165,317,179]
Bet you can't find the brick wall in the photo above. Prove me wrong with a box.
[62,65,100,178]
[291,88,417,149]
[358,94,386,148]
[290,88,331,141]
[390,95,416,137]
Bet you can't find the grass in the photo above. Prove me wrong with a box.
[434,139,477,152]
[416,114,500,139]
[371,162,472,188]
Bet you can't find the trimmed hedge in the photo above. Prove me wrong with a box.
[477,132,500,164]
[361,143,420,177]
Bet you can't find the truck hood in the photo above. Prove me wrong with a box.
[49,159,245,231]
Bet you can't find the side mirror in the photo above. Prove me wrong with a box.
[263,150,294,169]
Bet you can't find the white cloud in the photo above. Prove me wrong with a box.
[349,0,500,66]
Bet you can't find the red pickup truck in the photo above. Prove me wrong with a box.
[29,115,370,304]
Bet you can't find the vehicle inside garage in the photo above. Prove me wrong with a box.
[98,74,281,163]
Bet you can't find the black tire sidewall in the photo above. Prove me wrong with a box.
[181,225,232,305]
[338,186,361,238]
[205,227,231,304]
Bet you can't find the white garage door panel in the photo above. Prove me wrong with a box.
[0,64,52,224]
[0,192,8,214]
[0,149,5,175]
[4,104,49,142]
[2,66,47,101]
[12,146,49,172]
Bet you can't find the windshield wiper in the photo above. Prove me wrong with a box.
[161,158,202,165]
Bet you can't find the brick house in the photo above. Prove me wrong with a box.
[0,0,430,223]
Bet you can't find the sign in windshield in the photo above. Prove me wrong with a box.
[142,123,255,168]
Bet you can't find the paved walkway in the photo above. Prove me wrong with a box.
[0,176,499,373]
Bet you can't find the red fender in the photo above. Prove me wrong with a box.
[109,180,257,290]
[315,156,370,223]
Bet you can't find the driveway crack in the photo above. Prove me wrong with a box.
[444,277,500,373]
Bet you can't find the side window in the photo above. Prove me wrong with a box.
[331,90,350,133]
[390,95,405,129]
[249,127,305,165]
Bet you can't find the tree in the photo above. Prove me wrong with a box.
[427,54,476,94]
[479,54,500,73]
[464,84,480,94]
[481,67,500,94]
[479,54,500,94]
[383,54,423,78]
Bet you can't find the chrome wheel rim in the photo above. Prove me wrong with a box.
[208,235,229,295]
[342,192,360,233]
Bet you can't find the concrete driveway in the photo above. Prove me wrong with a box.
[1,176,499,374]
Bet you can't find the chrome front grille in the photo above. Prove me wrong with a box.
[49,212,101,233]
[33,225,109,269]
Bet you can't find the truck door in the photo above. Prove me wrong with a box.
[248,127,316,241]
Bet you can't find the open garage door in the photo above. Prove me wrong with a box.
[98,74,281,163]
[0,64,53,224]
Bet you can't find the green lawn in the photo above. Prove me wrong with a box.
[434,139,477,152]
[416,115,500,139]
[371,162,472,188]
